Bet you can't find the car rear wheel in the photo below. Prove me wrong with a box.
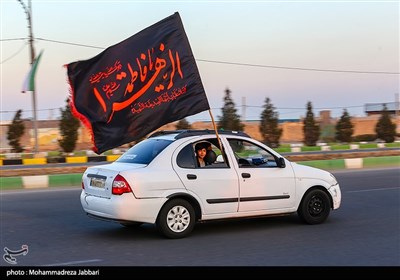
[157,199,195,239]
[298,189,331,224]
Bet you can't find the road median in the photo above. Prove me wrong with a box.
[1,154,398,190]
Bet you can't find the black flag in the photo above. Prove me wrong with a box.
[66,12,209,154]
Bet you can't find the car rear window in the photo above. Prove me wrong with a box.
[116,139,172,164]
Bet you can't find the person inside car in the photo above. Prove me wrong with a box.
[195,142,208,167]
[195,142,217,167]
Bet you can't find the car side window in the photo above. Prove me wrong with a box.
[227,139,279,168]
[177,140,230,169]
[177,144,196,169]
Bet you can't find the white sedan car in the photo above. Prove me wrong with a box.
[81,130,341,238]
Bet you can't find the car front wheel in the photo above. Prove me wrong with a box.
[298,189,331,224]
[157,199,195,239]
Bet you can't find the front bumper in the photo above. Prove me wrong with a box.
[328,184,341,210]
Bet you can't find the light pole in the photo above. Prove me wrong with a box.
[17,0,39,153]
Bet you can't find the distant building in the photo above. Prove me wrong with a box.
[365,102,399,116]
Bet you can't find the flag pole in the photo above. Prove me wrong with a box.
[208,109,227,161]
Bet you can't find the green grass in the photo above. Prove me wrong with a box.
[275,147,291,153]
[331,144,350,151]
[301,146,321,152]
[385,142,400,148]
[21,153,34,159]
[296,159,346,170]
[0,177,23,190]
[363,156,400,168]
[47,151,61,157]
[279,144,291,148]
[359,143,377,149]
[49,174,83,187]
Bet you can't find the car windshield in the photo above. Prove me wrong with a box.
[116,138,172,164]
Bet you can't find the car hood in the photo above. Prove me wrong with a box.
[291,162,337,186]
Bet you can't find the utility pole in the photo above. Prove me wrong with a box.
[17,0,38,153]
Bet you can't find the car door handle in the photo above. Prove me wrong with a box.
[241,173,251,178]
[187,174,197,180]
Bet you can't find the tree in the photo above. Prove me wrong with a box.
[335,109,354,143]
[375,104,396,143]
[303,101,320,146]
[59,98,80,153]
[7,109,25,153]
[217,88,244,131]
[259,97,282,148]
[175,118,192,130]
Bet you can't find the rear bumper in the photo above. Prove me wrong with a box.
[80,190,167,224]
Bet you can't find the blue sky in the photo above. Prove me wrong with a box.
[1,0,399,122]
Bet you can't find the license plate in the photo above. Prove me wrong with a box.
[90,177,105,188]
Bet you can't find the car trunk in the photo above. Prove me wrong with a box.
[83,162,146,199]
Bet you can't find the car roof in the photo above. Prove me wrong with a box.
[148,129,251,140]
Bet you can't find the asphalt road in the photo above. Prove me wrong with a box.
[1,168,399,267]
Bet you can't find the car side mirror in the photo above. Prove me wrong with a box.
[278,157,286,168]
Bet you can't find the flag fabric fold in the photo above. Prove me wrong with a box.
[66,12,209,154]
[22,50,43,93]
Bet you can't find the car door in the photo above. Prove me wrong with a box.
[172,138,239,216]
[226,138,296,212]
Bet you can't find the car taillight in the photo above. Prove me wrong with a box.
[81,181,85,190]
[112,174,132,195]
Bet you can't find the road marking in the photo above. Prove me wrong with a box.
[44,259,102,266]
[347,187,400,193]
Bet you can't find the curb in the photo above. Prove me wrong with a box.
[1,174,83,190]
[1,156,399,190]
[0,155,120,166]
[22,175,48,189]
[297,156,399,170]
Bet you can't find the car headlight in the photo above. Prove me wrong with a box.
[330,185,338,197]
[329,173,338,186]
